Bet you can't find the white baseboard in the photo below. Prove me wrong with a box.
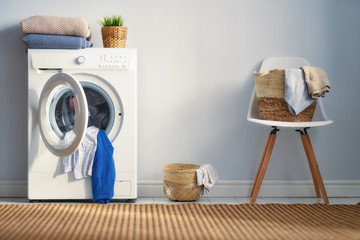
[0,180,27,197]
[138,180,360,198]
[1,179,360,198]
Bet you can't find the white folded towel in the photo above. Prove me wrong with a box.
[196,164,219,192]
[284,69,314,115]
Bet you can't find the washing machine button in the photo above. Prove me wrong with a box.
[76,56,86,65]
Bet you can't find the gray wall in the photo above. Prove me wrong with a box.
[0,0,359,181]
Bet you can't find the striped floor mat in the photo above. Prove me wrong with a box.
[0,203,360,240]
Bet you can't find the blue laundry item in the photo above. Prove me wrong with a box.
[284,69,314,115]
[22,33,92,49]
[91,130,116,204]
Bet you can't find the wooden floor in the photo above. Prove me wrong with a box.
[1,197,359,205]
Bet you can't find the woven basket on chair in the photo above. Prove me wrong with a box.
[162,163,204,202]
[254,69,316,122]
[101,26,127,48]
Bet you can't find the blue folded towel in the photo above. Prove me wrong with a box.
[23,33,92,49]
[91,130,116,204]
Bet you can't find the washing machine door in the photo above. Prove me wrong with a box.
[38,73,88,157]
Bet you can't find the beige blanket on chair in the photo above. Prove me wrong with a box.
[301,66,330,99]
[20,15,91,40]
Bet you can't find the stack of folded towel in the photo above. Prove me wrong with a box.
[20,15,93,49]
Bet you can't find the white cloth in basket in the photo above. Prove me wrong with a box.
[284,69,314,115]
[196,164,219,192]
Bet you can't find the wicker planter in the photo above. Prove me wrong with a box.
[254,69,316,122]
[162,163,204,202]
[101,26,127,48]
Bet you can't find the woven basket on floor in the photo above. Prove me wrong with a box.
[254,69,316,122]
[101,26,127,48]
[162,163,204,202]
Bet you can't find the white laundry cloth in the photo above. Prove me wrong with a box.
[61,126,99,179]
[195,164,219,192]
[284,69,314,115]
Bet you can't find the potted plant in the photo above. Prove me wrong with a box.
[99,15,127,48]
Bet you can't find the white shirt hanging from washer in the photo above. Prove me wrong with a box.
[61,126,99,179]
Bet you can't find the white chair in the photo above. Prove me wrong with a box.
[247,57,333,204]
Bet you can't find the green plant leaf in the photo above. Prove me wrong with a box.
[98,14,125,27]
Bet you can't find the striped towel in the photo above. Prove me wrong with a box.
[20,15,91,40]
[23,34,92,49]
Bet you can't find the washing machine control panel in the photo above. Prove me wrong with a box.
[98,53,130,69]
[51,49,137,71]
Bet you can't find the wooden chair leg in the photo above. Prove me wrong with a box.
[304,132,329,204]
[251,134,271,197]
[251,128,278,203]
[299,133,321,197]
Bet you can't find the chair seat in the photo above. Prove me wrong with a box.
[248,118,333,128]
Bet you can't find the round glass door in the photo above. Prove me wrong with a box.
[38,73,88,157]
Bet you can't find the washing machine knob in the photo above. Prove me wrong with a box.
[76,56,86,64]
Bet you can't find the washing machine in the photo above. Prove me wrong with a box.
[28,48,137,200]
